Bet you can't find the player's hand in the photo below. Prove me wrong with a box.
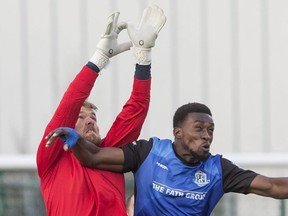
[127,5,166,65]
[45,127,79,151]
[90,12,132,70]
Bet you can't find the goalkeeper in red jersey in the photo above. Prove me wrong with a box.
[37,5,166,216]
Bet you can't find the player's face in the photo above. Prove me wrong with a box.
[174,112,214,164]
[75,106,101,146]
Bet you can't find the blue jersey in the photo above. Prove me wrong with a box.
[134,137,224,216]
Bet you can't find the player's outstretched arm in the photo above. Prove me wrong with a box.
[249,174,288,199]
[45,127,125,172]
[103,5,167,148]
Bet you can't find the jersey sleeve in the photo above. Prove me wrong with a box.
[121,138,153,173]
[221,157,258,194]
[101,66,151,148]
[36,66,98,178]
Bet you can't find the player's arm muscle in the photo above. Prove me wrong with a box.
[72,137,125,172]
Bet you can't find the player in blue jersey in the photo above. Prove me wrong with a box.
[45,102,288,216]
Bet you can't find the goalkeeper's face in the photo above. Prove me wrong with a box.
[75,106,102,146]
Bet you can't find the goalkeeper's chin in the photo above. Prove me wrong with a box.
[84,132,102,147]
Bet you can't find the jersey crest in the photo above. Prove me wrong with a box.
[193,170,210,187]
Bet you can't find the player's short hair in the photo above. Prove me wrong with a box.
[173,102,212,128]
[82,100,98,111]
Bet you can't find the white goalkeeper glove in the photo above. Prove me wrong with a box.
[127,5,166,65]
[90,12,132,70]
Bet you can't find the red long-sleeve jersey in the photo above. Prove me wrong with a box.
[36,65,150,216]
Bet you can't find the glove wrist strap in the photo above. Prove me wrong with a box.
[89,50,110,70]
[134,47,151,65]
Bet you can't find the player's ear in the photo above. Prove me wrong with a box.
[173,127,182,139]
